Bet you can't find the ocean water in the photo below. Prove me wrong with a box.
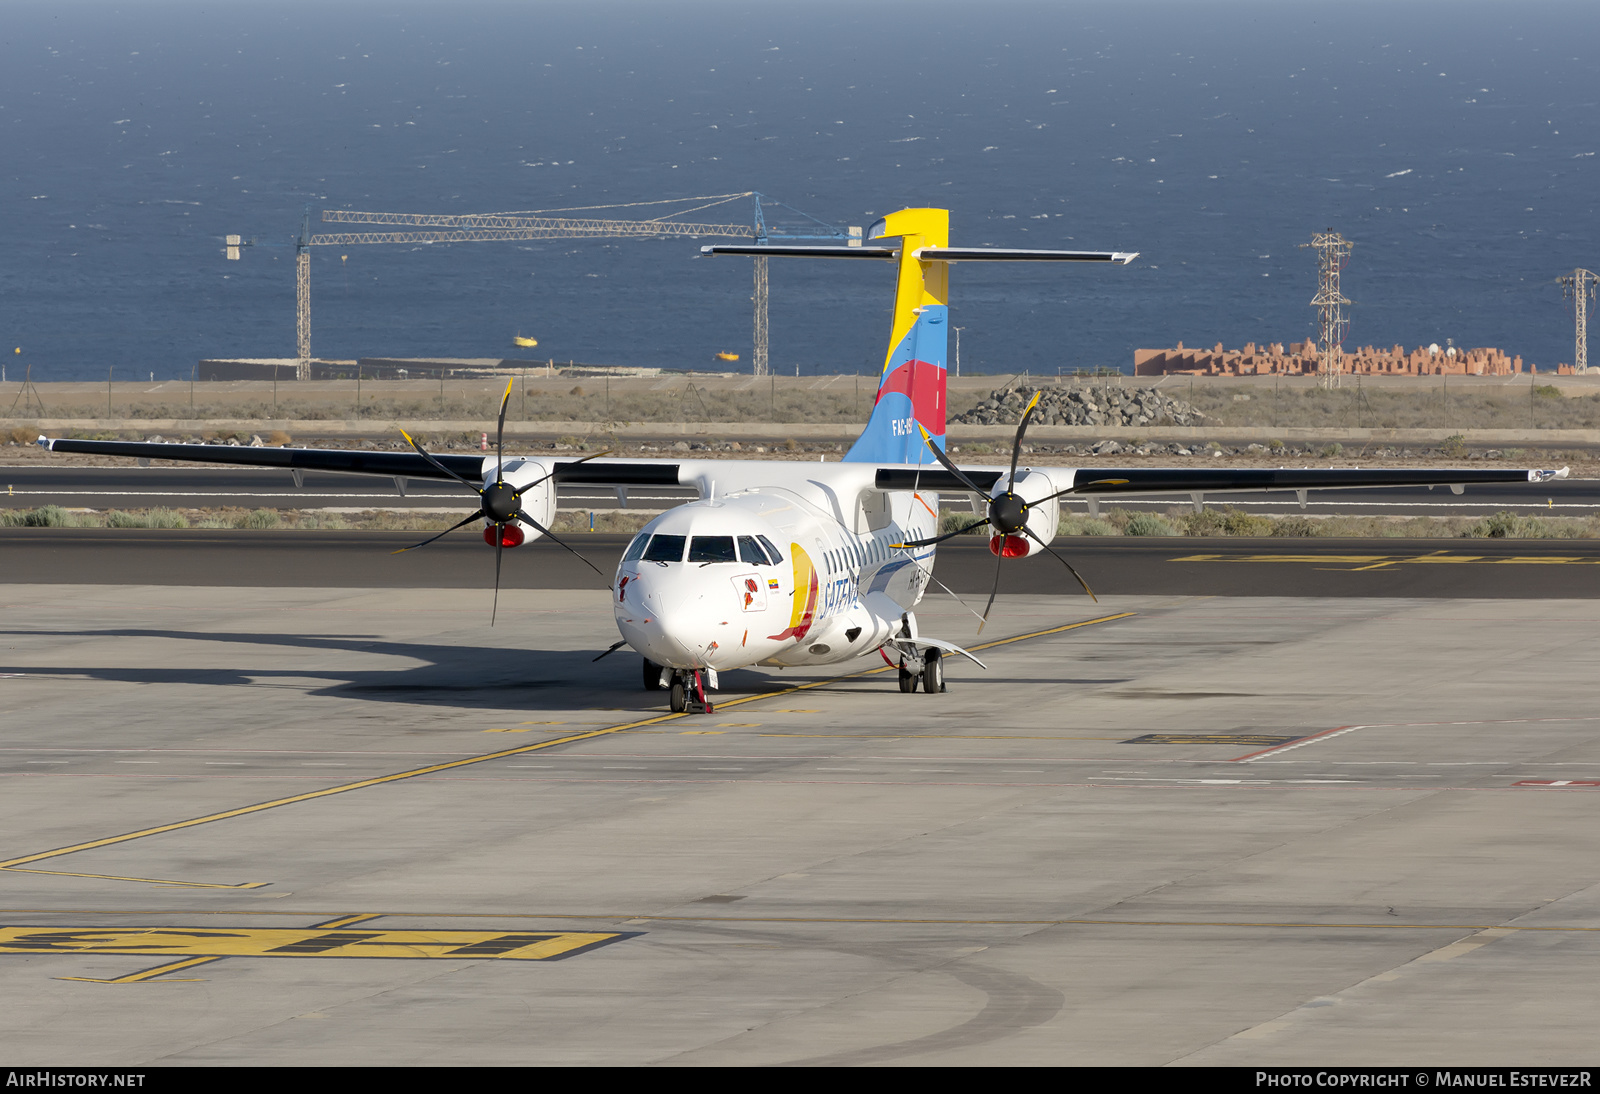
[1,0,1596,382]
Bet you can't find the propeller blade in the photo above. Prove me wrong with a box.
[491,529,505,626]
[1022,526,1098,602]
[592,639,629,662]
[1008,390,1042,484]
[391,510,486,554]
[515,509,604,576]
[494,377,514,487]
[916,424,993,499]
[891,518,991,549]
[520,448,615,492]
[1034,478,1132,506]
[402,429,482,493]
[978,544,1005,634]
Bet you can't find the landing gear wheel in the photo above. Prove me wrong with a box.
[898,664,918,693]
[922,649,944,694]
[643,658,663,691]
[668,679,688,713]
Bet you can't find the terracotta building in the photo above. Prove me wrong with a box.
[1133,341,1529,377]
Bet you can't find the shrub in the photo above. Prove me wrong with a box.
[1124,512,1179,536]
[234,508,282,530]
[1060,515,1119,536]
[940,512,984,535]
[1180,507,1228,536]
[1441,434,1468,459]
[3,505,78,527]
[1462,511,1577,539]
[1222,509,1275,536]
[1320,442,1343,459]
[1271,516,1319,537]
[1534,384,1562,400]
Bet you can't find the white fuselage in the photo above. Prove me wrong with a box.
[608,460,948,674]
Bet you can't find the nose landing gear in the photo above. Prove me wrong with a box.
[668,669,715,715]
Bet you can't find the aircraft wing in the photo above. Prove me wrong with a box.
[37,435,1569,498]
[37,437,682,487]
[874,465,1569,493]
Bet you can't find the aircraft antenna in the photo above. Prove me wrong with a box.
[1559,268,1598,372]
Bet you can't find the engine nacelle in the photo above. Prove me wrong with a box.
[477,457,557,547]
[988,469,1060,557]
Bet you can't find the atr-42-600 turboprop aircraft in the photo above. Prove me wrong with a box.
[42,208,1567,714]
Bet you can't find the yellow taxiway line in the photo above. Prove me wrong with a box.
[0,611,1136,878]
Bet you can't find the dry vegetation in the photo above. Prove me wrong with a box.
[939,507,1600,540]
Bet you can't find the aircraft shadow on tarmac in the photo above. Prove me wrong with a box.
[0,626,1138,711]
[0,626,830,713]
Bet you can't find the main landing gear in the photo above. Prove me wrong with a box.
[897,648,945,694]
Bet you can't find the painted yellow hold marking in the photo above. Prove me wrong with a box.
[1,926,628,961]
[58,955,221,984]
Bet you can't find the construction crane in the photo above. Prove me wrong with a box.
[229,193,859,379]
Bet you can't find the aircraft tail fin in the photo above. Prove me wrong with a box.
[843,209,951,466]
[699,209,1136,467]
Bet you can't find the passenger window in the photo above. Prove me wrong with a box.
[757,534,784,564]
[641,534,687,563]
[688,535,738,563]
[623,534,650,562]
[737,535,771,565]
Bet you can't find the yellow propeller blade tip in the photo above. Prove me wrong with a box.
[501,377,514,401]
[1025,390,1041,415]
[400,429,415,444]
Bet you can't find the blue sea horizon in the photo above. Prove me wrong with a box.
[1,1,1595,383]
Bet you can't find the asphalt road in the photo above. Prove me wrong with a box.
[0,464,1589,517]
[5,529,1599,598]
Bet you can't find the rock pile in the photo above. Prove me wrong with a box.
[951,385,1206,428]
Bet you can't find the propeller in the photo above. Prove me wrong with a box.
[391,378,606,624]
[891,391,1126,630]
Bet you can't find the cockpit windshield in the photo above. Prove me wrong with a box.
[737,535,772,565]
[688,535,738,563]
[640,534,687,563]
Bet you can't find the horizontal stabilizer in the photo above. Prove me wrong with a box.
[700,245,896,260]
[914,247,1138,264]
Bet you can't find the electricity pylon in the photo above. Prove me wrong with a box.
[1301,230,1353,389]
[1560,268,1598,372]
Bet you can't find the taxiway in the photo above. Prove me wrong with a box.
[1,559,1598,1063]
